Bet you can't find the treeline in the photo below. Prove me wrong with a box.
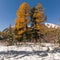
[0,26,60,45]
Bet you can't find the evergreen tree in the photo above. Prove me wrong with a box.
[7,25,13,45]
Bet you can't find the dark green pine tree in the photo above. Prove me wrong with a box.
[7,24,13,45]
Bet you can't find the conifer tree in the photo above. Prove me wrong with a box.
[15,2,30,41]
[7,25,13,45]
[31,3,46,43]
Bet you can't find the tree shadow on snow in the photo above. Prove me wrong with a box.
[0,50,48,59]
[0,47,60,59]
[50,47,60,53]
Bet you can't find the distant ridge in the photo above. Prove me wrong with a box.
[3,23,60,32]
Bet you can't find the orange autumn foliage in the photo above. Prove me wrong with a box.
[15,2,30,36]
[14,2,46,42]
[32,3,45,33]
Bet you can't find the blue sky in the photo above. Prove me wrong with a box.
[0,0,60,31]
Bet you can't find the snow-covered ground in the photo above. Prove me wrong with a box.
[0,43,60,60]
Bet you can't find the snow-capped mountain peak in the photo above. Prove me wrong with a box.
[44,23,60,29]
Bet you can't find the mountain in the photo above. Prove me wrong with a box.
[3,23,60,32]
[44,23,60,29]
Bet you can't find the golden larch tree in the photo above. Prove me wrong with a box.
[15,2,30,41]
[31,3,46,43]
